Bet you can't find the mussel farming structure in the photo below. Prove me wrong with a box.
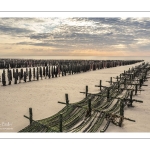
[0,59,143,86]
[17,60,150,132]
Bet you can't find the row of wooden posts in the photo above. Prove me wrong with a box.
[1,60,143,86]
[23,63,149,132]
[0,58,143,69]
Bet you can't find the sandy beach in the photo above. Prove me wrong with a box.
[0,59,149,132]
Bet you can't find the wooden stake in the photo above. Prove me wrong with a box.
[65,94,69,105]
[59,113,63,132]
[29,108,33,125]
[86,85,88,98]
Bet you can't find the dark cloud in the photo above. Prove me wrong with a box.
[0,24,33,36]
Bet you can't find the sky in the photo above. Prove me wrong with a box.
[0,17,150,56]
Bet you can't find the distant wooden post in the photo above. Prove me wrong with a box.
[29,108,33,125]
[14,72,17,84]
[48,66,51,79]
[86,85,88,98]
[33,68,35,80]
[139,78,142,88]
[37,67,39,80]
[29,68,31,81]
[40,67,42,79]
[2,70,6,86]
[24,71,26,82]
[135,84,138,95]
[59,113,63,132]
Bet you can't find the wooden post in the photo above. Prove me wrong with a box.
[37,67,39,80]
[116,76,118,81]
[2,70,6,86]
[14,72,17,84]
[59,113,63,132]
[40,67,42,79]
[135,84,138,95]
[107,89,110,101]
[65,94,69,105]
[120,74,121,80]
[100,80,102,91]
[29,68,31,81]
[124,78,126,88]
[139,78,142,88]
[24,71,26,82]
[110,77,112,85]
[33,68,35,80]
[119,100,124,127]
[117,82,120,91]
[88,99,91,116]
[29,108,33,125]
[124,70,126,75]
[86,85,88,98]
[48,66,51,79]
[129,90,133,107]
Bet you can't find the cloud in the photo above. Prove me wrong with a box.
[0,17,150,56]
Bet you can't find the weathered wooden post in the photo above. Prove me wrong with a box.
[52,66,54,78]
[46,66,48,78]
[139,78,143,88]
[124,78,126,89]
[29,108,33,125]
[40,67,42,80]
[18,72,21,83]
[24,71,26,82]
[117,82,120,91]
[86,85,88,98]
[16,68,18,80]
[48,66,51,79]
[2,69,6,86]
[107,89,110,101]
[88,99,91,116]
[65,94,69,105]
[100,80,102,91]
[129,90,133,107]
[21,68,23,80]
[59,113,63,132]
[119,100,124,127]
[13,69,15,78]
[26,68,28,78]
[33,68,35,80]
[37,67,39,80]
[124,70,126,75]
[29,68,31,81]
[8,70,12,85]
[43,66,45,78]
[14,72,17,84]
[135,84,138,95]
[116,76,118,81]
[120,74,122,80]
[110,77,112,85]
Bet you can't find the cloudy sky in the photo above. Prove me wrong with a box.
[0,17,150,56]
